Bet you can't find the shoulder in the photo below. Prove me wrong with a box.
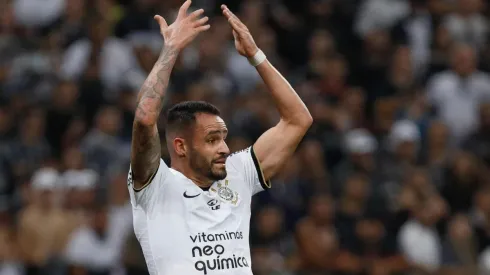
[471,72,490,96]
[473,71,490,83]
[226,147,252,170]
[229,147,252,158]
[399,220,421,239]
[128,159,179,209]
[106,38,133,53]
[65,39,90,52]
[444,14,460,25]
[428,71,456,85]
[427,71,457,97]
[68,226,94,246]
[226,146,263,181]
[17,208,36,227]
[296,217,314,234]
[226,146,271,194]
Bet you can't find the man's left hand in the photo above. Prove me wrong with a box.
[221,4,259,58]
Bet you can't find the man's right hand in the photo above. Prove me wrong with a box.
[154,0,210,51]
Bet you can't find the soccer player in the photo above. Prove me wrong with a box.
[127,1,312,274]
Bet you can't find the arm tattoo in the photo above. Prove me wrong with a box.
[131,46,179,186]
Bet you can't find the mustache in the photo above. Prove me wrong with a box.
[213,154,229,163]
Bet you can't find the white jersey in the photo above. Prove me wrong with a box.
[127,146,270,275]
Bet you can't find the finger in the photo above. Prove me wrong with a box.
[221,5,241,23]
[154,15,168,30]
[196,24,211,32]
[193,16,209,27]
[222,6,246,30]
[221,6,242,29]
[221,5,233,21]
[177,0,192,20]
[227,16,245,33]
[188,8,204,21]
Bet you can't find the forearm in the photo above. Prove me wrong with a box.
[255,60,311,126]
[251,59,312,180]
[134,45,179,126]
[131,45,179,185]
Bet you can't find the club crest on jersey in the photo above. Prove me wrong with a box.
[212,180,239,205]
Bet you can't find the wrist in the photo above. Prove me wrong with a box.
[246,47,259,58]
[162,43,181,54]
[159,44,181,64]
[247,49,267,67]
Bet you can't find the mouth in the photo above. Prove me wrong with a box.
[214,158,227,164]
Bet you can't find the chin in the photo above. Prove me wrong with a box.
[211,167,227,181]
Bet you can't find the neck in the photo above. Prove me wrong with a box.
[171,162,214,188]
[340,198,364,216]
[38,203,53,213]
[428,146,446,163]
[312,217,332,227]
[457,71,473,79]
[416,218,432,228]
[189,176,214,188]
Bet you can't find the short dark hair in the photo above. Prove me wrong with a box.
[166,101,221,135]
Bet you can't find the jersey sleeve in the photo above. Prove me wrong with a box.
[127,159,169,211]
[227,146,271,195]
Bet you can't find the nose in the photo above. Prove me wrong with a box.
[219,139,230,155]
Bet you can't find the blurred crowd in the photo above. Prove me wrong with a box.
[2,0,490,274]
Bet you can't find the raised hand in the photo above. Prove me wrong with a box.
[154,0,210,50]
[221,4,259,57]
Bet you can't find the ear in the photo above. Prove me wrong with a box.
[173,137,187,158]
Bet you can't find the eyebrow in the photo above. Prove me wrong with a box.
[206,129,228,136]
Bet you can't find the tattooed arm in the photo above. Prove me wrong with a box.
[130,0,210,188]
[131,47,179,188]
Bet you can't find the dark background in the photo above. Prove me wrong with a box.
[1,0,490,274]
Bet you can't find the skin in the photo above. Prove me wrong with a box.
[131,0,312,189]
[171,113,230,187]
[131,0,209,187]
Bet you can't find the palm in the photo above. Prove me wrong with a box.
[223,5,258,58]
[154,0,210,50]
[233,31,247,56]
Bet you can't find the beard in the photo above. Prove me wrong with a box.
[189,148,227,181]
